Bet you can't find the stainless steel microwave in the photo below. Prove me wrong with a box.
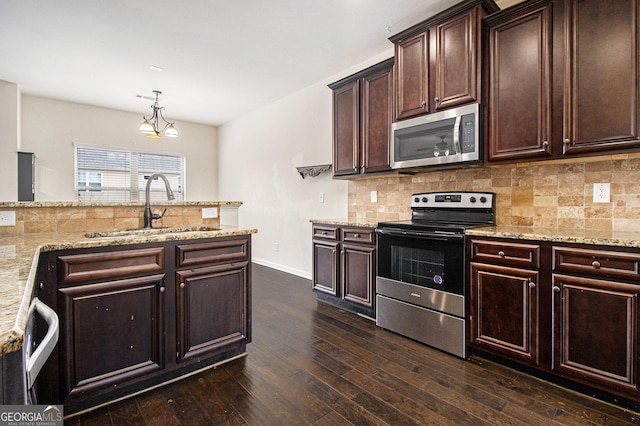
[391,103,480,170]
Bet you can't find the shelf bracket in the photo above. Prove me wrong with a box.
[296,164,332,179]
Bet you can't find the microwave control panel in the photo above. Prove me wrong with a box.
[461,113,475,153]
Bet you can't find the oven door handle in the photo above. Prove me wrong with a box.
[376,228,464,242]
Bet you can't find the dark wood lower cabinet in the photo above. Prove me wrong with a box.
[468,237,640,403]
[58,274,166,398]
[470,262,539,366]
[176,262,250,362]
[37,235,252,414]
[312,224,376,318]
[552,274,639,394]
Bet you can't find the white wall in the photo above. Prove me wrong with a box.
[218,51,393,278]
[19,95,218,201]
[0,81,20,201]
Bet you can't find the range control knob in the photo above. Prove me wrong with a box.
[422,197,428,202]
[480,196,487,203]
[414,197,420,203]
[470,197,477,203]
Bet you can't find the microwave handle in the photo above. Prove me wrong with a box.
[453,115,462,156]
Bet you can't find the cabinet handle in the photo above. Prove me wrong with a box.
[421,100,426,107]
[592,260,601,269]
[434,97,439,103]
[160,287,165,293]
[528,281,536,289]
[354,234,360,238]
[553,286,560,293]
[543,141,549,147]
[180,282,185,288]
[563,138,571,145]
[498,250,505,257]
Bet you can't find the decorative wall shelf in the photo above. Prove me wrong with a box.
[296,164,332,179]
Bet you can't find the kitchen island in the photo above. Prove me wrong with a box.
[0,201,256,414]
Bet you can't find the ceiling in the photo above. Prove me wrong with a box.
[0,0,510,127]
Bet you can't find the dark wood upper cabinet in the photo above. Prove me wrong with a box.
[434,6,481,110]
[561,0,640,155]
[329,59,394,178]
[390,0,498,121]
[485,0,553,162]
[394,32,429,119]
[486,0,640,163]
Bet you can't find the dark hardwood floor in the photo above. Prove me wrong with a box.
[68,264,640,425]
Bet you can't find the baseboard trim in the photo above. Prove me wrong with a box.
[252,258,311,279]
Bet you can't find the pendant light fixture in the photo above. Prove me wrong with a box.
[138,90,179,139]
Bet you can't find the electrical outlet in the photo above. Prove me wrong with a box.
[319,192,325,203]
[593,183,610,203]
[371,191,378,203]
[0,211,16,227]
[201,208,218,219]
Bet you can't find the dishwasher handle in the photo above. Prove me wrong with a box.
[25,297,59,390]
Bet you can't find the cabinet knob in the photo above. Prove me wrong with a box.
[553,286,560,293]
[498,250,505,257]
[421,100,426,107]
[543,141,549,147]
[434,97,439,103]
[563,138,571,145]
[529,281,536,289]
[592,260,601,269]
[180,282,185,288]
[160,287,165,293]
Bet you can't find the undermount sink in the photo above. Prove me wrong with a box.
[85,226,221,238]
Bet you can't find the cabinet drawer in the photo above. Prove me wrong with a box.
[58,247,165,284]
[342,227,375,244]
[312,225,340,240]
[176,237,249,268]
[470,239,540,268]
[553,246,640,281]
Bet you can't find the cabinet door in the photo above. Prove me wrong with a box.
[332,80,360,176]
[361,64,393,174]
[433,7,479,110]
[58,274,166,400]
[395,32,429,120]
[176,262,249,363]
[470,262,539,366]
[342,242,375,309]
[552,274,639,394]
[312,240,340,296]
[562,0,640,155]
[486,1,552,162]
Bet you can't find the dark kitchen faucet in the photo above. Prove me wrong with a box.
[143,173,175,228]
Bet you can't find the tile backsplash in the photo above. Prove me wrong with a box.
[348,153,640,231]
[0,204,221,235]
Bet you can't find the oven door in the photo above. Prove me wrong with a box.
[376,227,465,296]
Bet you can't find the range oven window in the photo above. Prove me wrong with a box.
[377,231,464,295]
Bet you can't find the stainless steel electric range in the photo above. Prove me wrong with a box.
[375,191,495,358]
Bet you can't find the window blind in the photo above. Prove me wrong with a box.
[75,146,185,202]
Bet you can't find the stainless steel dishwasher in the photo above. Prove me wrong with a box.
[23,297,59,404]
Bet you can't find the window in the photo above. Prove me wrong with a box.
[75,146,185,202]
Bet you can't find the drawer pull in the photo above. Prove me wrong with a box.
[498,251,505,257]
[553,286,560,293]
[180,282,185,288]
[160,287,165,293]
[592,260,601,269]
[528,281,536,289]
[410,293,421,298]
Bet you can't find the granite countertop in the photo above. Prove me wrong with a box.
[466,225,640,249]
[0,225,257,355]
[310,219,379,228]
[0,201,243,208]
